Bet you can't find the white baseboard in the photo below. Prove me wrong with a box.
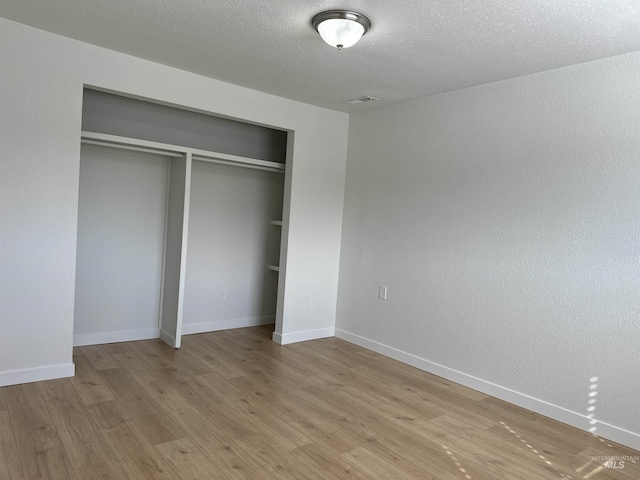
[181,316,275,336]
[0,363,75,387]
[73,317,276,349]
[334,328,640,452]
[73,328,159,346]
[272,327,335,345]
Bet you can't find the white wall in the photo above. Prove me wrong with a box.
[337,51,640,450]
[0,19,348,385]
[74,146,168,344]
[183,161,284,333]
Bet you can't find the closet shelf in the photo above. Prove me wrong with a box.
[267,265,280,272]
[81,131,285,173]
[270,220,283,226]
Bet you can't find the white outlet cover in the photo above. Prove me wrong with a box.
[379,286,387,300]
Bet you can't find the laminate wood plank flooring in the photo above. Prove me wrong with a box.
[1,325,638,479]
[38,379,115,469]
[0,409,24,480]
[155,437,229,480]
[70,351,115,406]
[77,345,121,372]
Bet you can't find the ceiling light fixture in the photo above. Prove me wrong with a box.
[312,10,371,50]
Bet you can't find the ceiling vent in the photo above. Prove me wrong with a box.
[343,95,380,105]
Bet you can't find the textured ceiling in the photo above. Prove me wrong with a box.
[1,0,639,112]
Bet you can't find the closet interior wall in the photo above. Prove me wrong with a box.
[74,145,170,345]
[74,89,287,348]
[184,161,284,336]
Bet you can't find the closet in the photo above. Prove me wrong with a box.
[74,90,287,348]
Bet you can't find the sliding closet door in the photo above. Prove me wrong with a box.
[74,145,169,345]
[159,153,192,348]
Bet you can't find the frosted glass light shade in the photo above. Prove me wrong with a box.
[317,19,365,49]
[312,10,371,50]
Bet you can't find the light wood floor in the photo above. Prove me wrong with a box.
[0,326,637,479]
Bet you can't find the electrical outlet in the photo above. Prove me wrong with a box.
[220,288,227,302]
[379,286,387,300]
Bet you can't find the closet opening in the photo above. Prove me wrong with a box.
[74,89,288,348]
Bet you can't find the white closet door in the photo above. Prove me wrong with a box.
[159,153,192,348]
[74,145,169,345]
